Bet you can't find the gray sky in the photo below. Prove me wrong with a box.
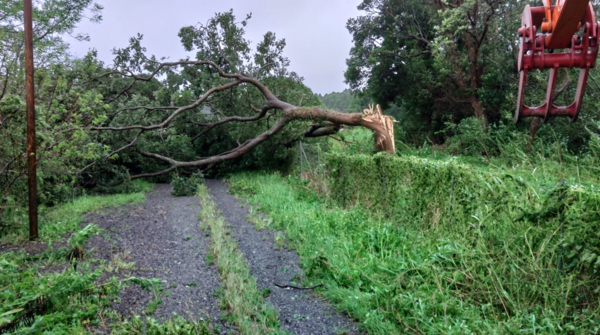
[65,0,363,94]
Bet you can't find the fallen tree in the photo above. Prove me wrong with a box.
[89,10,395,181]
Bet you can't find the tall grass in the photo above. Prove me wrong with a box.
[229,172,600,334]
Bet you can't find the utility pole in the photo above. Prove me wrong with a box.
[23,0,38,240]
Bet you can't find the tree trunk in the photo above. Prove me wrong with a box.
[286,105,396,154]
[470,95,488,125]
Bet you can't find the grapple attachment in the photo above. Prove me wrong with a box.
[515,0,600,124]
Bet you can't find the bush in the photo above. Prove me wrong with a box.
[171,172,204,197]
[445,116,494,156]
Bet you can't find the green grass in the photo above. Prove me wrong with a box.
[0,232,123,334]
[228,172,600,334]
[113,315,212,335]
[0,181,220,334]
[196,184,281,334]
[0,180,153,333]
[1,179,153,243]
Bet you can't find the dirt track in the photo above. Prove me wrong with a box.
[84,184,228,331]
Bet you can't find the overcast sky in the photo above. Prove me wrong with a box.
[65,0,363,94]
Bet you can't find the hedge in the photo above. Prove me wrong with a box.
[326,152,600,280]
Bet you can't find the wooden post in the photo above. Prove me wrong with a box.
[23,0,38,240]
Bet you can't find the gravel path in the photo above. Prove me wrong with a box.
[205,179,359,335]
[84,184,228,330]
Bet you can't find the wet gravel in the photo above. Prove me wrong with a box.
[205,179,359,335]
[84,184,228,330]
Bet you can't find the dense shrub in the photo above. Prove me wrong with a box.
[171,172,204,197]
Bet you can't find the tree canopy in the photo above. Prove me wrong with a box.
[345,0,544,141]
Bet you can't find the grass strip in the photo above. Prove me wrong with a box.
[196,184,280,335]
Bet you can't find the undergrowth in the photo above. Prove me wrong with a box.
[229,171,600,334]
[113,315,212,334]
[171,172,204,197]
[0,249,114,334]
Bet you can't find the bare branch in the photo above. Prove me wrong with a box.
[108,105,179,117]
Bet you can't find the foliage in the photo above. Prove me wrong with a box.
[334,127,376,155]
[67,224,100,249]
[444,116,494,156]
[0,249,118,334]
[0,0,107,230]
[95,10,323,180]
[0,183,201,334]
[229,164,600,333]
[171,172,204,197]
[318,89,369,113]
[0,249,190,334]
[344,0,600,151]
[323,151,600,331]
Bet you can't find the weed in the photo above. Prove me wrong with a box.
[205,251,215,267]
[114,315,212,334]
[196,184,280,334]
[274,231,286,250]
[261,288,272,297]
[1,182,150,243]
[171,172,204,197]
[144,298,162,315]
[108,251,135,273]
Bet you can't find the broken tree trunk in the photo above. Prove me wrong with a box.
[362,104,396,153]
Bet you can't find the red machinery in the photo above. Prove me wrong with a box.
[515,0,600,123]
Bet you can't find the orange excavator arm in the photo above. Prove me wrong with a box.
[543,0,589,49]
[515,0,600,123]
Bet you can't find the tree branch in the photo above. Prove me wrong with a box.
[94,59,393,179]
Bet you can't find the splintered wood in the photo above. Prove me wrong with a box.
[362,104,396,153]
